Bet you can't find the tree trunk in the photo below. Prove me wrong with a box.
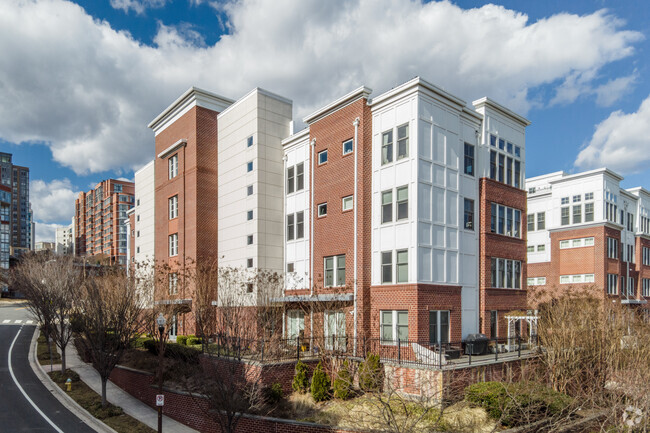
[101,377,108,408]
[60,348,66,373]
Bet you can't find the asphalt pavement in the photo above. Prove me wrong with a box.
[0,301,97,432]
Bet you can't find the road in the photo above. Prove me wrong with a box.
[0,301,97,432]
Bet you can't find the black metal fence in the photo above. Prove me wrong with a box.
[206,333,539,368]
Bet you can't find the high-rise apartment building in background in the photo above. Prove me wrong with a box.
[74,179,135,265]
[55,222,74,255]
[526,168,650,307]
[0,184,11,269]
[0,152,33,255]
[145,76,530,342]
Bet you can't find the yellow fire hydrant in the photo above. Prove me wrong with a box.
[65,378,72,392]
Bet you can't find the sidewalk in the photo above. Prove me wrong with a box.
[36,332,198,433]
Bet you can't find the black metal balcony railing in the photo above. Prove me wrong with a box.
[203,334,539,368]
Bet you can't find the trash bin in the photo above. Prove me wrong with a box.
[464,333,489,355]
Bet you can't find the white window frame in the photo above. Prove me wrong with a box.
[318,149,328,165]
[380,310,408,345]
[560,237,594,249]
[168,272,178,295]
[642,279,650,297]
[429,310,450,345]
[168,195,178,219]
[342,195,353,211]
[324,310,346,350]
[169,233,178,257]
[490,203,521,238]
[286,310,305,341]
[324,254,345,287]
[318,202,327,217]
[342,139,353,156]
[607,274,618,295]
[490,257,522,289]
[168,154,178,179]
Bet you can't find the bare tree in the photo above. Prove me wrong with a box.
[11,253,81,372]
[72,267,145,407]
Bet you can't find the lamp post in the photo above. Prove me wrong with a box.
[156,313,166,433]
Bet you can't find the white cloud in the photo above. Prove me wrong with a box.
[30,178,79,224]
[0,0,643,175]
[594,73,637,107]
[575,95,650,174]
[110,0,169,14]
[35,222,63,243]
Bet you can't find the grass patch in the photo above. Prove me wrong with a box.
[37,334,61,365]
[48,369,155,433]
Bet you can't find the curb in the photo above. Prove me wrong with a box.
[29,328,119,433]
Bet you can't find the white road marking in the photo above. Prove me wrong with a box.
[2,320,9,324]
[14,320,22,324]
[8,327,65,433]
[25,320,33,325]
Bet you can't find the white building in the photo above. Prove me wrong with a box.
[55,223,74,255]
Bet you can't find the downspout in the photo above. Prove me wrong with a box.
[282,155,288,338]
[353,117,360,356]
[310,138,316,349]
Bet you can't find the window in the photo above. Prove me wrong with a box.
[342,195,353,211]
[247,161,253,172]
[168,273,178,295]
[381,130,393,165]
[490,151,497,180]
[464,199,474,230]
[296,211,304,239]
[318,150,328,165]
[324,310,346,350]
[607,274,618,295]
[318,203,327,217]
[397,186,408,220]
[527,214,535,232]
[560,237,595,249]
[324,254,345,287]
[247,210,253,221]
[429,311,450,345]
[168,195,178,219]
[396,250,408,283]
[247,136,253,147]
[287,166,295,194]
[585,192,594,200]
[607,238,618,259]
[626,244,634,263]
[247,185,253,196]
[560,274,595,284]
[397,123,409,160]
[561,197,569,205]
[381,310,408,344]
[537,212,545,230]
[573,195,581,203]
[246,283,253,293]
[490,311,498,339]
[490,258,522,289]
[381,190,392,224]
[381,251,392,284]
[287,214,294,241]
[561,206,570,226]
[490,204,521,238]
[527,277,546,286]
[537,245,545,252]
[168,154,178,179]
[296,163,304,191]
[286,310,305,341]
[573,205,582,224]
[585,203,594,222]
[643,279,650,297]
[247,235,253,245]
[527,245,535,253]
[247,258,253,268]
[342,139,353,156]
[627,213,634,232]
[169,233,178,256]
[643,247,650,266]
[464,143,474,176]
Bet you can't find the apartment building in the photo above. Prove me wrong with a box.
[74,179,134,265]
[0,185,10,269]
[0,152,33,252]
[526,168,650,306]
[55,223,74,255]
[281,77,530,345]
[147,77,530,342]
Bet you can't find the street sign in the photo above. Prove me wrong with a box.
[156,394,164,407]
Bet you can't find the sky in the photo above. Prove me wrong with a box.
[1,0,649,242]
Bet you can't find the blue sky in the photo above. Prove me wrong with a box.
[1,0,649,241]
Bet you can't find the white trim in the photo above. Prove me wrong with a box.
[303,86,372,124]
[157,139,187,159]
[218,87,292,120]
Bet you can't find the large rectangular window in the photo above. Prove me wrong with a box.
[168,273,178,295]
[168,195,178,219]
[584,203,594,222]
[324,254,345,287]
[169,233,178,257]
[643,247,650,266]
[287,214,294,241]
[324,310,346,350]
[607,274,618,295]
[168,154,178,179]
[287,310,305,341]
[464,199,474,230]
[527,214,535,232]
[489,151,497,180]
[490,204,521,238]
[561,207,570,226]
[429,311,450,345]
[296,211,304,239]
[296,163,304,191]
[537,212,545,230]
[573,205,582,224]
[464,143,474,176]
[381,310,408,344]
[381,130,393,165]
[397,123,409,160]
[396,250,408,283]
[381,251,392,284]
[490,258,522,289]
[607,237,618,259]
[287,166,295,194]
[643,279,650,297]
[396,186,408,220]
[381,190,393,224]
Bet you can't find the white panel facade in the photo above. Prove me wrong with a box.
[134,160,155,263]
[218,89,292,276]
[283,129,311,290]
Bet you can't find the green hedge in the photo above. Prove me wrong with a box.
[142,339,200,364]
[187,335,202,345]
[176,335,188,345]
[310,361,331,402]
[465,381,573,427]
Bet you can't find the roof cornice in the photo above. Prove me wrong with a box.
[303,86,372,124]
[472,97,531,127]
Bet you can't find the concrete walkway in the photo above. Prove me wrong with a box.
[40,334,198,433]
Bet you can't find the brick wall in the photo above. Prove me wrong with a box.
[479,179,528,337]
